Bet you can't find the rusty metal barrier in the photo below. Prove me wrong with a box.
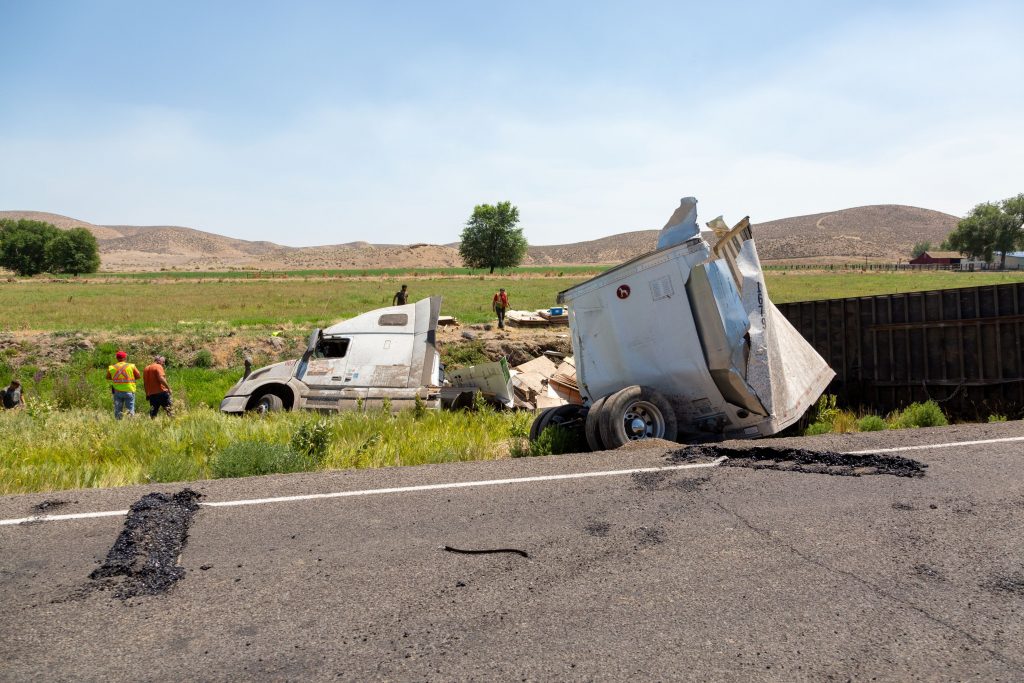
[777,283,1024,419]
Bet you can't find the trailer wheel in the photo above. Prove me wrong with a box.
[584,396,609,452]
[251,393,284,414]
[529,407,556,441]
[599,386,677,449]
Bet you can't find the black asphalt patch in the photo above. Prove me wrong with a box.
[89,489,202,599]
[668,445,927,478]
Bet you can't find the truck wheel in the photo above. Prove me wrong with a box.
[599,386,677,449]
[529,407,556,441]
[584,396,609,452]
[252,393,284,414]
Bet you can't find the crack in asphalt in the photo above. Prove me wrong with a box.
[704,494,1024,673]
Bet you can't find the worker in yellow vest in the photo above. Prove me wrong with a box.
[106,350,141,419]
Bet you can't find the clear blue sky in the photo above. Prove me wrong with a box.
[1,1,1021,246]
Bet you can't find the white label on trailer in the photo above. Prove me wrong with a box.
[650,275,674,301]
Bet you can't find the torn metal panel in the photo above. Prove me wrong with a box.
[446,358,514,407]
[687,260,766,416]
[737,240,835,433]
[657,196,700,250]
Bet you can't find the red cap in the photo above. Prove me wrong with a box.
[116,351,127,360]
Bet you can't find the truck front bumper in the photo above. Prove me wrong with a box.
[219,396,249,414]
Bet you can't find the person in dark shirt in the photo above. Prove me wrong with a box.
[492,288,509,329]
[0,380,24,409]
[393,284,409,306]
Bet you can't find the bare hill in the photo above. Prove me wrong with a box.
[752,205,958,263]
[0,204,960,270]
[0,211,123,240]
[525,231,659,265]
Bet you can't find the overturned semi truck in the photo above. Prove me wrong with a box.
[220,297,514,415]
[532,197,835,450]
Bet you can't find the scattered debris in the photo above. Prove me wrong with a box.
[505,310,568,328]
[89,489,202,599]
[668,445,927,478]
[584,521,611,537]
[31,499,70,512]
[914,564,945,581]
[442,545,530,558]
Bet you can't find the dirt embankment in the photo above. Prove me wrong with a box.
[0,325,572,376]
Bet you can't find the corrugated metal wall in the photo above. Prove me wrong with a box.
[776,283,1024,418]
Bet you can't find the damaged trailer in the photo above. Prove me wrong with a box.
[539,196,835,450]
[220,296,513,414]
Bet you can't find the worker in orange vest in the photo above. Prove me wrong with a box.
[106,350,141,419]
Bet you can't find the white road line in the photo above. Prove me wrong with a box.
[0,457,727,526]
[846,435,1024,454]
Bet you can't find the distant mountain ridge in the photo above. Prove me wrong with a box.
[0,204,960,271]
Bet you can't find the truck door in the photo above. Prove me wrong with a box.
[297,332,352,390]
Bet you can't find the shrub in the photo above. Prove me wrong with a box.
[804,421,833,436]
[507,411,531,439]
[413,393,427,419]
[290,418,331,464]
[526,425,587,456]
[51,374,97,410]
[211,441,306,478]
[887,401,948,429]
[987,413,1007,423]
[192,349,214,368]
[857,415,887,432]
[509,437,532,458]
[831,411,858,433]
[810,394,841,425]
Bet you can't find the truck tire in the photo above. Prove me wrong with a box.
[599,385,677,449]
[584,396,609,452]
[529,407,556,441]
[252,393,284,414]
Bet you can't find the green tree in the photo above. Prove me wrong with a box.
[0,219,100,276]
[910,241,931,258]
[458,201,528,274]
[942,198,1023,268]
[45,227,101,275]
[0,219,60,276]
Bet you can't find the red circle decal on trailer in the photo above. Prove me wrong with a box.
[616,284,631,299]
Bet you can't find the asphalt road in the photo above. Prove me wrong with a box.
[2,421,1023,682]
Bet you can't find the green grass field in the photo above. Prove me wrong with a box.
[3,269,1024,332]
[0,406,532,494]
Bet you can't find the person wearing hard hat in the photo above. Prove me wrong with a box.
[106,350,141,419]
